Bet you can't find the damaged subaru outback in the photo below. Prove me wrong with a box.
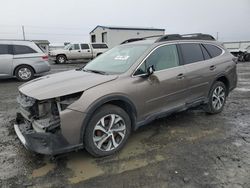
[14,34,237,157]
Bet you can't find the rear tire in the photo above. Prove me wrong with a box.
[84,104,131,157]
[205,81,227,114]
[15,65,34,82]
[56,55,67,64]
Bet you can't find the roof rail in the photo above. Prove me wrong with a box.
[0,39,31,41]
[155,33,215,43]
[120,35,164,45]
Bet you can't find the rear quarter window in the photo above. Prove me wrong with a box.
[81,44,90,49]
[203,44,223,58]
[91,44,108,49]
[13,45,37,55]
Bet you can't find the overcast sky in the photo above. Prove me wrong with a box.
[0,0,249,43]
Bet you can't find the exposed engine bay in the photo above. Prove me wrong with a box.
[16,92,82,133]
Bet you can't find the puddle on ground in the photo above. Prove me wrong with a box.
[65,130,166,184]
[67,154,104,184]
[117,130,153,159]
[66,152,166,184]
[31,160,56,178]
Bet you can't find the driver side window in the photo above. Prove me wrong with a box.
[134,44,179,75]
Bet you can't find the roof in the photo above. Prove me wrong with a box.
[90,25,165,33]
[32,40,50,44]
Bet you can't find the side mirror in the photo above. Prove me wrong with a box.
[69,48,72,51]
[147,65,155,76]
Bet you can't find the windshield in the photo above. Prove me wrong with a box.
[64,44,72,50]
[83,44,150,74]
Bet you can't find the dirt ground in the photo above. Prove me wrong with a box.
[0,61,249,188]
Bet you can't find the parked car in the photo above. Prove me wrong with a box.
[223,41,250,62]
[49,43,109,64]
[14,34,237,157]
[0,40,50,81]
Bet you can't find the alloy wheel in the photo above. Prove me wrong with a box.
[93,114,126,151]
[212,86,225,110]
[18,68,32,80]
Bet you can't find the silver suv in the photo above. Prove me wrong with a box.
[14,34,237,157]
[0,40,50,81]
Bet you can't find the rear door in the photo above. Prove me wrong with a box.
[178,42,217,104]
[80,44,92,59]
[133,44,188,119]
[0,44,13,77]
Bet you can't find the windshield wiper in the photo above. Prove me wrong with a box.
[83,69,108,75]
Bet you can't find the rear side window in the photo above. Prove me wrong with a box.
[180,43,204,64]
[203,44,223,58]
[81,44,90,49]
[91,44,108,49]
[0,44,9,55]
[13,45,37,55]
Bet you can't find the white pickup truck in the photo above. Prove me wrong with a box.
[49,43,109,63]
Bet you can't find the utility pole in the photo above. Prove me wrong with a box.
[22,25,26,40]
[216,32,219,40]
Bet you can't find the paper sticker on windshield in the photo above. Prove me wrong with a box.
[114,55,130,60]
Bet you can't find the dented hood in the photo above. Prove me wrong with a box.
[19,70,118,100]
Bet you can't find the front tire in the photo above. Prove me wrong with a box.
[205,81,227,114]
[84,104,131,157]
[15,65,34,82]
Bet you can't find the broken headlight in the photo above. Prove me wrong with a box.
[57,92,83,111]
[17,92,36,108]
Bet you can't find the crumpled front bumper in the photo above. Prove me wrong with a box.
[14,114,83,155]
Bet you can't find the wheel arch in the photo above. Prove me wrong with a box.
[56,54,68,60]
[13,64,36,76]
[212,74,230,96]
[80,95,137,143]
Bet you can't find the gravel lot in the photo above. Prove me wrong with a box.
[0,61,250,188]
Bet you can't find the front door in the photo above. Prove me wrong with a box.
[132,44,188,121]
[67,44,82,59]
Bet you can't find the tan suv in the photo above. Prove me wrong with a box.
[14,34,237,157]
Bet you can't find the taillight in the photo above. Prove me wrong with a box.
[42,55,48,60]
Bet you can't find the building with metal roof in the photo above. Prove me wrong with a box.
[90,25,165,48]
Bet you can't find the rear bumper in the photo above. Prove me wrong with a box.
[33,61,51,74]
[14,114,83,155]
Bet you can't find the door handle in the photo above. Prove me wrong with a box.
[177,73,184,80]
[87,50,90,52]
[210,65,216,70]
[78,50,81,52]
